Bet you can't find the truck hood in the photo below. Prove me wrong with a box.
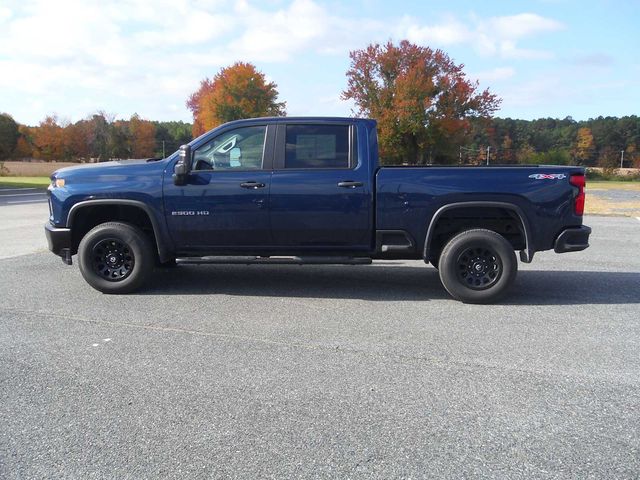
[52,159,159,177]
[50,158,171,188]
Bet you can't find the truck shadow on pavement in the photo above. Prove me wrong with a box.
[144,264,640,305]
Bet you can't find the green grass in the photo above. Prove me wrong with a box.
[0,176,50,188]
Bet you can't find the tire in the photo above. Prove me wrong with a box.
[438,229,517,304]
[78,222,155,294]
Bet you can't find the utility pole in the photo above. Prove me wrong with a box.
[486,146,490,165]
[459,146,462,164]
[620,150,625,169]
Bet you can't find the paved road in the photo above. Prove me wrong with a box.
[0,188,49,260]
[0,186,48,206]
[0,214,639,478]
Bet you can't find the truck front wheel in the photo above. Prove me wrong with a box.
[78,222,154,294]
[438,229,517,304]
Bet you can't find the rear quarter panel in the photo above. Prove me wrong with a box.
[375,166,585,254]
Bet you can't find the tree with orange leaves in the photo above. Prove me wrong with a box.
[33,115,66,160]
[342,40,500,164]
[572,127,595,165]
[128,114,156,158]
[187,62,286,137]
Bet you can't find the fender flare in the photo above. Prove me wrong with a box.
[423,201,534,263]
[67,199,173,262]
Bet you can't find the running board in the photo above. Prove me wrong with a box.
[176,256,373,266]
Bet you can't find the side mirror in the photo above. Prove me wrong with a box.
[173,144,191,186]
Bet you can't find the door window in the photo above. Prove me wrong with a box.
[285,125,350,169]
[193,126,266,171]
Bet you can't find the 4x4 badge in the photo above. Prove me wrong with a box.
[529,173,567,180]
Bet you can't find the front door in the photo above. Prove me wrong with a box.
[269,123,372,252]
[163,124,273,251]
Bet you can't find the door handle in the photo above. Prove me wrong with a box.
[337,181,363,188]
[240,181,266,189]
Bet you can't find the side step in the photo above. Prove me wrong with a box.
[176,256,373,266]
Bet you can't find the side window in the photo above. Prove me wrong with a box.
[285,125,350,169]
[193,125,266,171]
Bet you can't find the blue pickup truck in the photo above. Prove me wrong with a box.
[45,117,590,303]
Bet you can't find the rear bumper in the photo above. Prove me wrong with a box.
[44,223,73,264]
[554,225,591,253]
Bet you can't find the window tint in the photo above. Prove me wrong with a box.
[285,125,350,169]
[193,126,266,171]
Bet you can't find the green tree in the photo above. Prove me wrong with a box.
[0,113,20,160]
[153,120,192,157]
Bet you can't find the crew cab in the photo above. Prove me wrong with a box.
[45,117,591,303]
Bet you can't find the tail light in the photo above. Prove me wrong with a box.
[570,173,585,216]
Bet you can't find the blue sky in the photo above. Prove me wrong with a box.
[1,0,638,126]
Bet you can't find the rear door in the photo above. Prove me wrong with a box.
[163,124,274,251]
[269,122,372,251]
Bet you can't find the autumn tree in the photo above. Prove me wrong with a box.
[187,62,286,137]
[501,134,515,163]
[0,113,19,160]
[84,113,113,161]
[573,127,595,165]
[342,40,500,164]
[128,114,156,158]
[516,143,535,164]
[597,146,618,169]
[33,116,66,160]
[64,121,90,159]
[13,136,33,158]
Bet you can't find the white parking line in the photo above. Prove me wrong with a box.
[0,188,37,192]
[0,192,45,197]
[7,199,47,204]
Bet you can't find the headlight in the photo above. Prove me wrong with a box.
[51,178,65,188]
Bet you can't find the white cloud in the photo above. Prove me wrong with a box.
[403,12,564,59]
[0,6,13,22]
[0,1,566,124]
[485,13,563,39]
[229,0,329,61]
[403,15,473,46]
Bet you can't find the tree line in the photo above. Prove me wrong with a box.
[0,40,638,167]
[0,112,192,162]
[465,116,640,168]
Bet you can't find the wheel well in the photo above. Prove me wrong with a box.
[426,206,526,260]
[70,205,157,255]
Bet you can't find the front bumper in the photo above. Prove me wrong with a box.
[554,225,591,253]
[44,223,73,264]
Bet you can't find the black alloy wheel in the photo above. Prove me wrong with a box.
[78,222,154,294]
[91,238,135,281]
[438,229,517,304]
[455,245,502,290]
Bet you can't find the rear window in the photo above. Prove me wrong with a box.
[285,125,350,169]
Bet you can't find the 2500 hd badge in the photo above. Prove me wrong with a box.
[171,211,210,216]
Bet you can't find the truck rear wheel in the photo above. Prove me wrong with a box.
[438,229,517,304]
[78,222,154,294]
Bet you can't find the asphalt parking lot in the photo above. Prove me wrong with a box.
[1,191,639,478]
[0,187,48,260]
